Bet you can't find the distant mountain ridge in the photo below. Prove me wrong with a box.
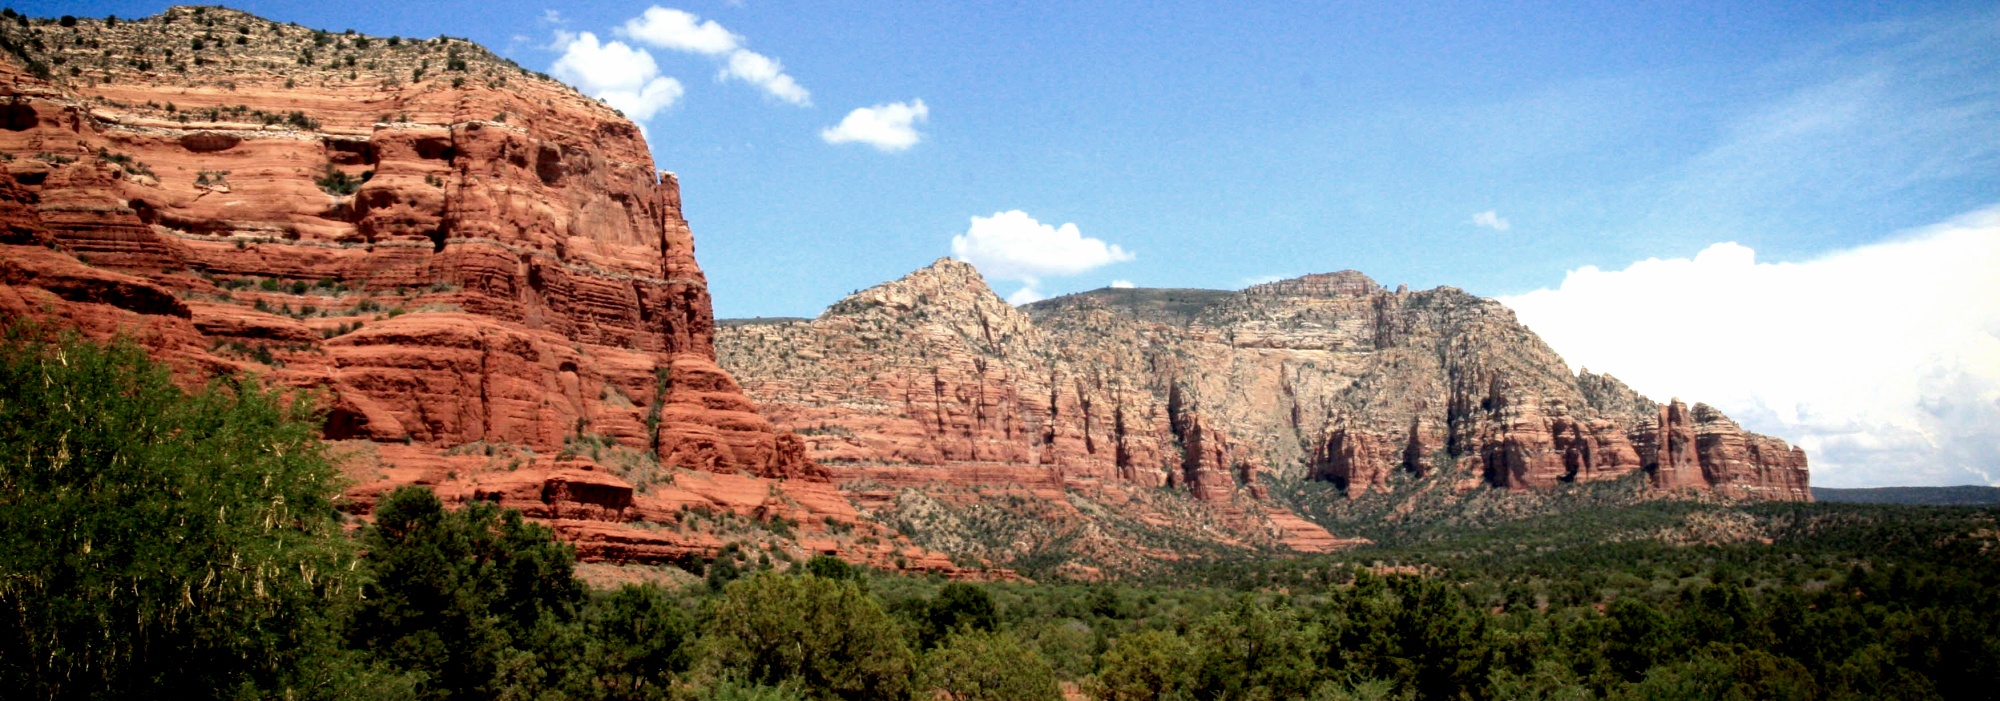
[1813,486,2000,506]
[715,260,1813,569]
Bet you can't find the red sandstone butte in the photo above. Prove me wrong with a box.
[0,8,994,575]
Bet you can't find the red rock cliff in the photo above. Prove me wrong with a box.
[0,9,812,478]
[0,8,960,575]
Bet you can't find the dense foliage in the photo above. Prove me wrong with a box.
[4,330,1998,699]
[0,326,377,699]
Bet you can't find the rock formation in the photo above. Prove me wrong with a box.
[0,7,979,575]
[714,259,1350,560]
[723,267,1811,505]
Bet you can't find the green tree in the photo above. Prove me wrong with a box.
[1189,597,1322,701]
[1605,597,1670,683]
[0,328,380,698]
[349,486,586,701]
[567,584,696,701]
[921,582,999,648]
[804,554,858,581]
[1093,629,1197,701]
[920,629,1062,701]
[699,570,914,701]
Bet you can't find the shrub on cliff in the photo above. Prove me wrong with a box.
[0,326,388,699]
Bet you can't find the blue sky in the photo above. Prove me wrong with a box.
[29,1,1995,312]
[28,1,2000,486]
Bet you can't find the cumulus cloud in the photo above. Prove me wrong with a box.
[619,7,738,55]
[1006,287,1048,305]
[951,210,1134,286]
[821,100,929,152]
[1472,210,1511,231]
[1500,207,2000,487]
[615,6,810,106]
[1110,280,1136,289]
[549,32,685,121]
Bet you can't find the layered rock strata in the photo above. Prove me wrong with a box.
[0,8,979,573]
[716,259,1350,554]
[723,267,1811,506]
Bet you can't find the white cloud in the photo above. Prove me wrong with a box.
[549,32,685,121]
[1110,279,1136,289]
[821,100,929,152]
[721,50,811,106]
[1501,206,2000,487]
[619,7,739,55]
[614,6,810,106]
[1472,210,1511,231]
[1006,286,1047,306]
[950,210,1135,285]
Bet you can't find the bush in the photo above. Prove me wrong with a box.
[921,582,998,649]
[699,571,914,701]
[570,584,695,700]
[804,555,857,581]
[349,486,586,701]
[1092,629,1197,701]
[0,327,369,698]
[316,165,369,196]
[919,629,1061,701]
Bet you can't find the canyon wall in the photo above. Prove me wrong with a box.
[0,7,981,575]
[721,267,1811,504]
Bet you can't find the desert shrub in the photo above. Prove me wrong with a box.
[698,571,914,701]
[919,629,1061,701]
[1092,629,1197,701]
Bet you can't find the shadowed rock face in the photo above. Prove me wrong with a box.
[0,8,998,575]
[723,263,1810,505]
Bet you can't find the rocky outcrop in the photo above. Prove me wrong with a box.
[723,262,1808,510]
[716,259,1346,554]
[1029,272,1810,501]
[0,8,919,572]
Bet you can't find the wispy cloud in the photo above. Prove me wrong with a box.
[1471,210,1510,231]
[821,100,929,152]
[1631,10,2000,245]
[1501,206,2000,487]
[1109,279,1136,289]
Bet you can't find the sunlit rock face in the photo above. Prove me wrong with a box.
[0,8,988,575]
[723,264,1810,505]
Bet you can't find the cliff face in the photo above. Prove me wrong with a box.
[714,259,1350,561]
[1032,272,1811,501]
[722,266,1810,506]
[0,7,986,575]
